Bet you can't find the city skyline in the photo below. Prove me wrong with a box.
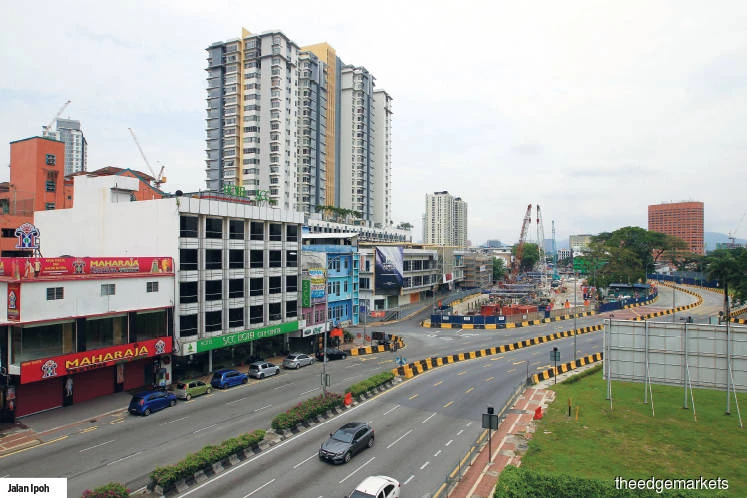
[1,1,746,245]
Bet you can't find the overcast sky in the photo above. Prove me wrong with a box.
[2,1,746,247]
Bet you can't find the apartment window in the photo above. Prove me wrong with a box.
[328,257,340,272]
[180,249,198,271]
[205,280,222,301]
[249,277,264,296]
[249,304,263,324]
[146,281,159,293]
[205,310,222,332]
[205,249,222,270]
[180,281,198,303]
[180,216,198,237]
[229,278,244,298]
[101,284,115,296]
[228,308,244,328]
[229,249,244,269]
[205,217,222,239]
[46,154,56,165]
[46,287,64,300]
[45,203,55,210]
[45,181,56,192]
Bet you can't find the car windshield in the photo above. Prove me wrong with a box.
[176,383,187,389]
[332,429,354,443]
[349,491,376,498]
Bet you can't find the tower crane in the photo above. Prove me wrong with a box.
[128,128,166,188]
[42,100,71,137]
[510,204,532,282]
[536,205,547,288]
[728,210,746,247]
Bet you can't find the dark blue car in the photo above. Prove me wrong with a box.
[210,369,249,389]
[128,390,177,416]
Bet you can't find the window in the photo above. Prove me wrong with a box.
[180,216,198,237]
[269,250,282,268]
[229,249,244,269]
[205,280,222,301]
[180,249,198,271]
[269,302,282,320]
[250,304,263,324]
[269,276,282,294]
[229,278,244,298]
[269,224,282,241]
[229,219,244,239]
[180,281,198,303]
[250,250,264,268]
[46,154,56,165]
[46,287,64,300]
[45,181,56,192]
[101,284,116,296]
[286,225,298,241]
[205,218,222,239]
[286,300,297,318]
[45,203,55,210]
[250,221,264,240]
[205,310,222,332]
[286,275,297,292]
[249,277,264,296]
[228,308,244,328]
[146,281,159,293]
[180,314,198,336]
[205,249,222,270]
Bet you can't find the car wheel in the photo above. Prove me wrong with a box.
[242,378,248,384]
[343,452,351,464]
[275,368,280,375]
[367,436,375,448]
[259,373,264,379]
[169,399,176,407]
[143,408,151,416]
[206,387,213,394]
[342,354,347,359]
[185,393,192,401]
[295,363,300,369]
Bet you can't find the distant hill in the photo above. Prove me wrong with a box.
[705,232,747,251]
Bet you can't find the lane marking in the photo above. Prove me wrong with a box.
[339,456,375,484]
[80,426,98,434]
[443,401,454,408]
[457,371,467,376]
[404,475,415,485]
[341,376,356,382]
[465,387,474,394]
[512,361,525,365]
[293,453,318,469]
[110,419,125,425]
[433,449,442,457]
[445,439,453,446]
[80,439,115,452]
[253,404,272,413]
[165,416,188,424]
[107,450,142,466]
[243,478,276,498]
[227,397,249,405]
[457,429,464,436]
[383,405,400,416]
[0,435,68,460]
[507,368,516,373]
[409,394,419,400]
[298,387,318,396]
[433,381,443,387]
[422,413,437,424]
[272,384,292,390]
[420,461,430,470]
[193,423,217,434]
[387,429,413,449]
[485,376,495,382]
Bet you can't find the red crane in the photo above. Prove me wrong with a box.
[510,204,533,282]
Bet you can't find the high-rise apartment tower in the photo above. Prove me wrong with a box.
[423,191,468,247]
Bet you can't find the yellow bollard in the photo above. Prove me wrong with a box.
[575,406,579,421]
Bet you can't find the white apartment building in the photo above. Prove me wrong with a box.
[423,191,468,247]
[42,118,87,176]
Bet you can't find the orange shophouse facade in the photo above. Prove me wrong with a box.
[0,254,175,419]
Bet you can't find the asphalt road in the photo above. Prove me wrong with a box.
[0,284,716,497]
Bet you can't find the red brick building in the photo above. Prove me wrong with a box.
[648,201,704,255]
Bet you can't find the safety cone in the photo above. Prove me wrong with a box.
[533,406,543,420]
[344,392,353,406]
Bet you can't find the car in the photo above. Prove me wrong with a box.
[248,361,280,379]
[173,379,212,400]
[347,475,401,498]
[316,347,347,361]
[282,352,315,369]
[128,390,177,416]
[210,369,249,389]
[319,422,374,464]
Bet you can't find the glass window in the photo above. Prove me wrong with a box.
[146,281,159,293]
[250,250,264,268]
[180,314,198,336]
[46,287,64,300]
[206,249,222,270]
[180,216,198,237]
[269,302,281,320]
[229,278,244,298]
[86,315,127,349]
[229,249,244,269]
[205,310,222,332]
[180,249,198,271]
[205,217,223,239]
[180,281,198,303]
[101,284,115,296]
[250,277,264,296]
[229,220,244,240]
[250,304,263,324]
[250,221,264,240]
[205,280,222,301]
[132,310,166,341]
[269,276,282,294]
[228,308,243,328]
[269,224,282,241]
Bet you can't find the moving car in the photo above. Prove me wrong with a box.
[248,361,280,379]
[282,352,315,369]
[347,475,401,498]
[173,379,212,400]
[319,422,374,464]
[316,347,347,361]
[128,390,177,416]
[210,369,249,389]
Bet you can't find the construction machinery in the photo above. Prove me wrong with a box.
[42,100,72,138]
[509,204,532,282]
[727,210,746,247]
[128,127,166,188]
[551,221,559,280]
[536,205,547,288]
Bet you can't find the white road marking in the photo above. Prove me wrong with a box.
[253,404,272,412]
[404,475,415,485]
[193,423,217,434]
[80,439,115,452]
[298,387,318,396]
[293,453,319,469]
[165,416,188,424]
[273,383,292,390]
[421,413,437,424]
[383,404,400,415]
[243,478,276,497]
[420,461,430,470]
[433,449,442,457]
[106,451,142,466]
[386,429,413,449]
[227,397,249,405]
[339,456,375,484]
[445,439,453,446]
[457,429,464,436]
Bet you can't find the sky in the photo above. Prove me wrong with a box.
[2,0,746,248]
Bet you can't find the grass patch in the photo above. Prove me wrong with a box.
[520,369,745,495]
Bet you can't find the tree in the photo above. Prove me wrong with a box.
[492,257,507,281]
[397,222,413,230]
[704,248,747,311]
[512,243,539,273]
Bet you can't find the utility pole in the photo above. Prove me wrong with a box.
[573,275,577,360]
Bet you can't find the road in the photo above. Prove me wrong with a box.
[0,284,714,496]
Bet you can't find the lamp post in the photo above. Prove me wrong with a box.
[301,250,329,394]
[573,274,577,360]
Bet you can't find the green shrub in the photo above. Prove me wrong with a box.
[150,429,265,489]
[348,371,394,397]
[81,482,129,497]
[271,392,344,430]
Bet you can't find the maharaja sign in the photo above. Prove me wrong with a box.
[20,336,173,384]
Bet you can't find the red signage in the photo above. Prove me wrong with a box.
[7,282,20,321]
[369,311,385,318]
[20,336,173,384]
[0,256,173,280]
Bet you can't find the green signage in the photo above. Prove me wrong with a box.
[302,279,311,307]
[193,321,299,353]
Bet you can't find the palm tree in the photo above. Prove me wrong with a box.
[704,249,737,321]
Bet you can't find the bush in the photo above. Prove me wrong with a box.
[81,482,129,498]
[150,429,265,489]
[348,371,394,397]
[271,392,343,430]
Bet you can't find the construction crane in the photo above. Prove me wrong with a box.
[510,204,533,282]
[42,100,71,137]
[536,205,547,288]
[551,220,559,280]
[128,127,166,188]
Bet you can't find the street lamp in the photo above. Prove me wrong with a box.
[573,274,577,360]
[301,251,329,394]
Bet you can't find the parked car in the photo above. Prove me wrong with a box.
[316,347,347,361]
[173,379,212,400]
[248,361,280,379]
[128,390,177,416]
[282,353,315,369]
[319,422,374,464]
[210,369,249,389]
[347,475,401,498]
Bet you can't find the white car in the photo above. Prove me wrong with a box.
[347,475,400,498]
[282,352,315,369]
[247,361,280,379]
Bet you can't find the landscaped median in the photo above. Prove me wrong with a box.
[391,325,604,379]
[142,372,397,497]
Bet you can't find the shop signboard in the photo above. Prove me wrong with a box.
[19,336,173,384]
[302,323,327,337]
[181,321,300,355]
[0,256,174,280]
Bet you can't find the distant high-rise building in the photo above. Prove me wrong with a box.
[648,201,705,255]
[423,191,468,247]
[569,234,593,254]
[205,29,392,226]
[42,118,87,176]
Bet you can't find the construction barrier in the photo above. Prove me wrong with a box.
[530,352,604,384]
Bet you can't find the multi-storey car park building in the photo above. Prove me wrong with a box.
[648,201,705,255]
[205,29,392,229]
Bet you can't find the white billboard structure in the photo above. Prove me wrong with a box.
[604,320,745,420]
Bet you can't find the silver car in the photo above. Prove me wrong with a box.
[248,361,280,379]
[282,353,315,369]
